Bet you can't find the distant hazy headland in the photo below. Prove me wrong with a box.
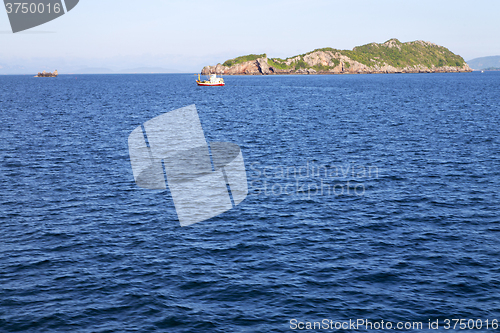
[202,39,472,75]
[466,56,500,71]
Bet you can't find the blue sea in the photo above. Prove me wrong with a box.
[1,72,500,332]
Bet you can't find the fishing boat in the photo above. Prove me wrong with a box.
[196,73,225,86]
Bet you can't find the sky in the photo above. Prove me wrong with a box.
[1,0,499,73]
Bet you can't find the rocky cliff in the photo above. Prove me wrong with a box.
[201,39,472,75]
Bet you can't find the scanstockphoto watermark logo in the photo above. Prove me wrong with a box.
[128,105,248,227]
[249,161,379,198]
[4,0,79,33]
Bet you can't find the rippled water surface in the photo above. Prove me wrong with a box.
[1,73,500,332]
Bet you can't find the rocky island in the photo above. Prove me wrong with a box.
[201,39,472,75]
[35,70,58,77]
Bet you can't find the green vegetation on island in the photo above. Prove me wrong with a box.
[267,39,466,71]
[223,54,267,67]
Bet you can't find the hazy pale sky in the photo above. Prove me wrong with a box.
[1,0,499,72]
